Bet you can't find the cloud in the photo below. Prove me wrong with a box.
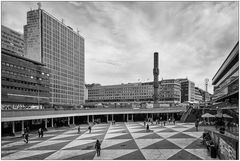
[2,1,238,93]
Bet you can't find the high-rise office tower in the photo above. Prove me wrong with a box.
[24,5,85,107]
[1,25,24,56]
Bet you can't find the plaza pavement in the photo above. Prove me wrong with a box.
[1,122,219,160]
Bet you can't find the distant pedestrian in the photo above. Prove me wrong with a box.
[163,121,166,126]
[78,125,81,133]
[24,132,29,143]
[38,128,42,137]
[195,119,199,131]
[146,124,150,132]
[95,139,101,157]
[88,125,92,133]
[144,121,146,127]
[40,128,44,137]
[173,118,176,125]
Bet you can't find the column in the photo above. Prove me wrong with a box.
[92,115,94,123]
[12,121,15,135]
[147,113,149,119]
[151,113,153,119]
[123,114,125,122]
[21,120,24,133]
[87,115,89,123]
[51,118,54,127]
[45,119,48,129]
[127,114,129,122]
[112,114,114,121]
[68,117,70,126]
[73,116,75,125]
[106,115,109,123]
[132,114,133,121]
[167,113,169,121]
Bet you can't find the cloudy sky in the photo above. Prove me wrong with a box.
[2,1,239,93]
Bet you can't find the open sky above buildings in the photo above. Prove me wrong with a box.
[2,1,239,93]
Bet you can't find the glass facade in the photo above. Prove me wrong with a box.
[24,9,85,106]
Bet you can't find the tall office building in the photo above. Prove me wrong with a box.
[1,25,24,56]
[24,6,85,107]
[177,78,195,103]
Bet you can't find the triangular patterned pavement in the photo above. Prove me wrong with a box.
[167,138,197,149]
[168,149,203,160]
[1,150,56,160]
[45,150,95,160]
[143,139,181,149]
[159,128,179,133]
[185,149,213,160]
[137,133,163,139]
[101,139,131,149]
[169,132,196,139]
[104,139,139,149]
[62,140,96,150]
[134,139,164,149]
[93,149,137,160]
[185,138,205,149]
[141,149,181,160]
[115,149,145,160]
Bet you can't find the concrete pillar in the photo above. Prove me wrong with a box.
[147,113,149,119]
[132,114,133,121]
[167,113,169,121]
[107,115,109,123]
[172,113,174,119]
[68,117,70,126]
[87,115,89,123]
[73,116,75,125]
[51,118,54,127]
[127,114,129,122]
[112,114,114,121]
[151,113,153,119]
[123,114,125,122]
[92,115,94,123]
[45,119,48,129]
[12,121,15,135]
[21,120,24,133]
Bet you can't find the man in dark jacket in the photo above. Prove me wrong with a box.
[95,139,101,157]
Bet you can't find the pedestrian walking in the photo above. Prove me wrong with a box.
[40,128,44,137]
[144,120,146,127]
[38,128,42,137]
[146,124,150,132]
[195,119,199,131]
[163,121,166,126]
[95,139,101,157]
[78,125,81,133]
[88,125,92,133]
[24,132,29,143]
[173,118,176,125]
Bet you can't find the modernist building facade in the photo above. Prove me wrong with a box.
[177,78,195,103]
[24,7,85,107]
[1,25,24,56]
[1,50,50,110]
[212,42,239,106]
[87,79,181,104]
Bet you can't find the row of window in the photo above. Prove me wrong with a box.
[2,77,49,88]
[2,85,49,94]
[2,62,49,77]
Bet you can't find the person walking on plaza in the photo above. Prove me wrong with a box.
[146,124,150,132]
[88,125,92,133]
[195,119,199,131]
[38,128,42,137]
[163,120,166,126]
[24,132,29,143]
[173,118,176,125]
[144,120,146,127]
[95,139,101,157]
[78,125,81,134]
[40,128,44,137]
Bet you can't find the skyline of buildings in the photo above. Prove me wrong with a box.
[2,2,238,93]
[24,6,85,106]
